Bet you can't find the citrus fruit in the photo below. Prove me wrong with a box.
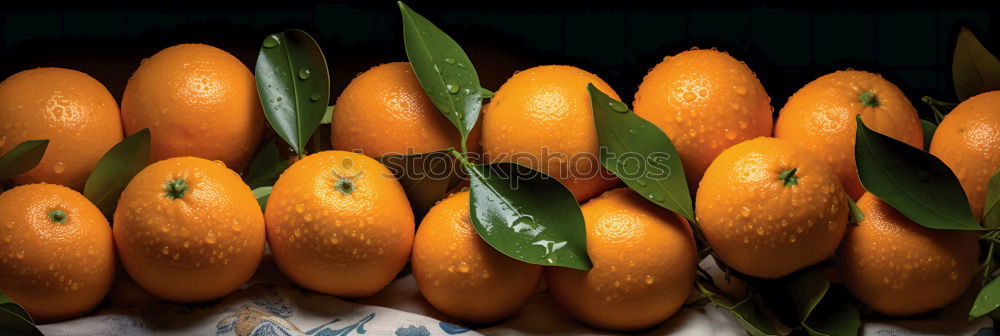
[775,70,923,200]
[113,157,265,302]
[838,192,979,316]
[332,62,479,157]
[929,90,1000,219]
[696,137,849,278]
[0,183,114,323]
[265,150,414,297]
[481,65,619,202]
[547,188,697,331]
[121,44,264,171]
[412,191,541,323]
[633,48,773,190]
[0,68,123,190]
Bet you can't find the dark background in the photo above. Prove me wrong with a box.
[0,1,997,122]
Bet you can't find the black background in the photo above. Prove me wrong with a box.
[0,1,997,122]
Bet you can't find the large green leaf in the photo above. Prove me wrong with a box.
[83,129,151,218]
[252,186,272,212]
[244,138,291,190]
[697,281,778,336]
[786,268,860,336]
[399,1,482,147]
[0,140,48,182]
[468,162,590,270]
[983,167,1000,228]
[380,150,456,221]
[256,29,331,157]
[588,84,694,221]
[854,115,981,230]
[952,27,1000,101]
[0,289,41,336]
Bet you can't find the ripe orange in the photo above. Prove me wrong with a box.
[838,192,979,316]
[547,188,697,331]
[696,137,849,278]
[121,44,264,170]
[633,49,773,190]
[412,191,541,323]
[481,65,619,202]
[775,70,923,200]
[332,62,479,157]
[929,91,1000,219]
[0,184,114,323]
[113,157,265,303]
[265,151,414,297]
[0,68,123,190]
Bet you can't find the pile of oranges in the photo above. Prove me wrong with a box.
[0,37,996,334]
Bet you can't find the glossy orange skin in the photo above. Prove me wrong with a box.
[0,68,123,190]
[634,49,773,190]
[482,65,619,202]
[775,70,923,200]
[547,188,696,332]
[113,157,265,303]
[696,137,849,278]
[121,44,263,170]
[332,62,479,157]
[265,151,414,298]
[838,193,978,316]
[929,91,1000,219]
[412,192,542,323]
[0,184,114,323]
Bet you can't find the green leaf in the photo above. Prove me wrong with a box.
[587,84,694,221]
[321,105,334,124]
[399,1,482,146]
[479,88,494,99]
[83,129,151,218]
[0,140,48,182]
[256,29,331,156]
[854,115,981,230]
[252,186,272,212]
[952,27,1000,101]
[920,119,938,150]
[244,138,291,190]
[983,167,1000,228]
[786,268,860,336]
[697,282,778,336]
[468,162,590,270]
[0,289,41,336]
[379,150,455,221]
[847,197,864,224]
[971,275,1000,318]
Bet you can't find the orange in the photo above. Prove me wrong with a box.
[0,68,123,190]
[633,49,773,190]
[481,65,619,202]
[113,157,265,302]
[929,90,1000,219]
[775,70,923,200]
[121,44,264,170]
[696,137,849,278]
[0,184,114,323]
[332,62,479,157]
[547,188,697,331]
[412,191,542,323]
[265,150,414,297]
[838,192,978,316]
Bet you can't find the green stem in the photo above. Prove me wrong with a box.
[448,147,473,168]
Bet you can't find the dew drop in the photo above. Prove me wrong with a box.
[263,35,280,48]
[457,262,470,273]
[298,68,311,80]
[444,58,456,64]
[52,162,66,174]
[309,92,322,102]
[609,100,629,113]
[446,82,460,94]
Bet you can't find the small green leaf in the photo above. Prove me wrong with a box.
[920,119,938,150]
[921,96,956,123]
[786,268,860,336]
[252,186,272,212]
[468,162,590,270]
[399,1,482,147]
[321,105,334,124]
[0,289,41,336]
[855,115,981,230]
[244,138,291,190]
[847,197,864,224]
[380,150,456,221]
[479,88,494,99]
[587,84,694,221]
[971,275,1000,318]
[953,27,1000,101]
[0,140,48,182]
[697,282,778,336]
[83,129,151,218]
[256,29,331,156]
[983,167,1000,228]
